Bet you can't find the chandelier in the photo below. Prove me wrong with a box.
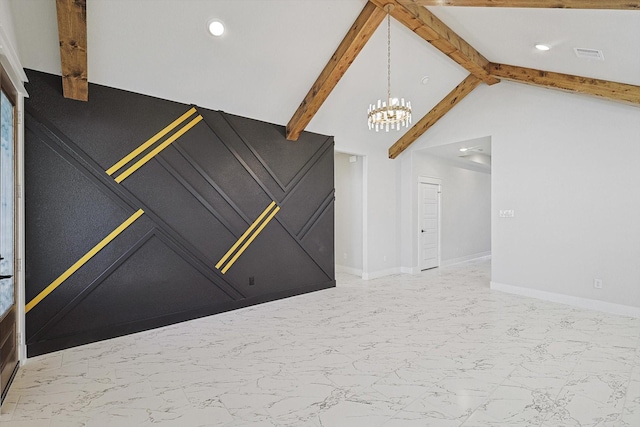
[368,5,412,132]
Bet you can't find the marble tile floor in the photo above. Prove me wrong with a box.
[1,259,639,426]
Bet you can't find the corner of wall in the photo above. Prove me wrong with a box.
[491,281,640,319]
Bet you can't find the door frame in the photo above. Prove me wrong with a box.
[417,176,441,271]
[0,66,19,405]
[0,26,28,367]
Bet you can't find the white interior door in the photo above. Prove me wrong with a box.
[419,182,439,270]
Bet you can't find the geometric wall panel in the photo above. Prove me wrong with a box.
[24,70,335,356]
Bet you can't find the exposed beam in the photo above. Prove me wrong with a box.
[398,0,640,9]
[489,63,640,106]
[369,0,499,85]
[389,74,482,159]
[286,2,386,141]
[56,0,88,101]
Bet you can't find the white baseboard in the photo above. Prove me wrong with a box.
[441,251,492,267]
[491,281,640,318]
[363,267,401,280]
[399,253,492,275]
[335,265,363,276]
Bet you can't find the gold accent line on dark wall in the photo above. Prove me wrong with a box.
[25,209,145,313]
[114,115,203,183]
[215,201,277,270]
[221,206,281,274]
[106,108,197,176]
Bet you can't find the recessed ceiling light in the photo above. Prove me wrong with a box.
[459,148,468,152]
[535,44,550,51]
[208,20,225,37]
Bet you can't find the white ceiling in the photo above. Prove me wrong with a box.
[427,6,640,86]
[9,1,640,156]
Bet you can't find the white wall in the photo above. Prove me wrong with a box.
[0,0,24,92]
[0,0,17,51]
[399,151,491,272]
[334,152,363,275]
[404,80,640,313]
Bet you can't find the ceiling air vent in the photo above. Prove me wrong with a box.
[574,48,605,61]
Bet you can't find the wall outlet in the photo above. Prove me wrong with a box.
[249,276,255,286]
[594,278,603,289]
[499,209,515,218]
[383,255,387,262]
[343,253,347,260]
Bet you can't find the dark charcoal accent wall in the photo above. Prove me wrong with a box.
[24,70,335,356]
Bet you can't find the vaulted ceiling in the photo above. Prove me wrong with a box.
[9,0,640,158]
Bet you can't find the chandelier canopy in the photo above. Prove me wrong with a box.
[367,5,412,132]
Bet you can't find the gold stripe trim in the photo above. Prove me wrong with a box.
[221,206,280,274]
[115,115,203,183]
[215,201,276,270]
[25,209,145,314]
[106,107,197,176]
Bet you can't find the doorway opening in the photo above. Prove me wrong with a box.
[334,151,365,278]
[411,136,492,273]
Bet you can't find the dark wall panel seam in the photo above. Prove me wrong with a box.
[201,111,278,203]
[155,154,241,238]
[298,190,336,241]
[151,228,244,299]
[220,111,288,192]
[280,141,334,206]
[273,217,332,281]
[132,216,245,299]
[25,112,137,213]
[281,135,334,194]
[301,199,335,243]
[172,143,251,225]
[27,228,157,344]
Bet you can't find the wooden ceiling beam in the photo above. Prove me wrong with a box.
[56,0,88,101]
[389,74,482,159]
[369,0,499,85]
[398,0,640,10]
[286,2,386,141]
[489,63,640,105]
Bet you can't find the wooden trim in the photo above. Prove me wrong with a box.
[369,0,499,85]
[398,0,640,9]
[56,0,88,101]
[488,63,640,106]
[286,2,386,141]
[388,74,482,159]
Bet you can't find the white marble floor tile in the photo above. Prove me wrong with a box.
[2,258,640,426]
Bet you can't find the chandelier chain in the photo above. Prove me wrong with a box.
[387,12,391,102]
[367,6,412,132]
